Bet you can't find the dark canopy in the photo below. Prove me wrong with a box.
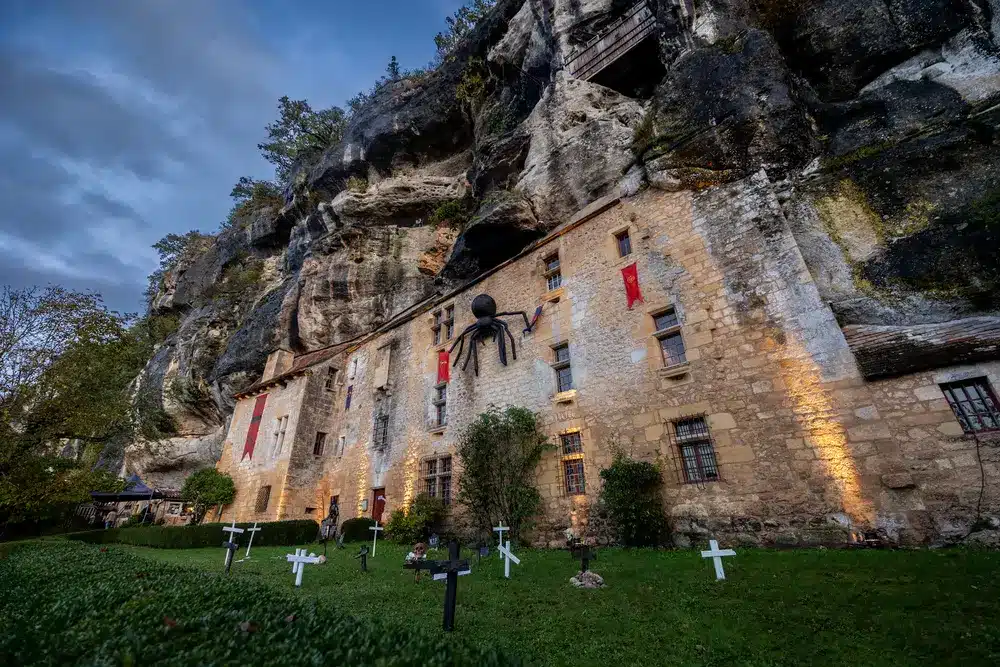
[89,474,165,502]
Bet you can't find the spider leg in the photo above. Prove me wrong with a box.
[462,331,477,371]
[496,311,533,333]
[494,323,508,366]
[498,319,517,360]
[471,333,481,376]
[448,323,477,364]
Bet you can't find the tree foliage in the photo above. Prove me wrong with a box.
[456,405,552,541]
[258,96,348,183]
[144,230,214,305]
[598,452,669,547]
[223,177,284,230]
[180,468,235,524]
[385,493,446,544]
[434,0,497,62]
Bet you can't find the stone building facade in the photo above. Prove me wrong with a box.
[216,180,1000,547]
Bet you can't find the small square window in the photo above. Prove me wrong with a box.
[324,367,338,391]
[673,417,719,483]
[615,230,632,257]
[560,432,583,454]
[423,456,452,505]
[941,378,1000,433]
[254,485,271,513]
[313,431,327,456]
[544,253,562,291]
[432,310,443,345]
[552,343,573,393]
[563,459,585,495]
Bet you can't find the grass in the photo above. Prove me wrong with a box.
[123,542,1000,666]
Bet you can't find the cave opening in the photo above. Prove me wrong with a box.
[587,37,664,99]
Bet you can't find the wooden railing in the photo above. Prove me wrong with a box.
[565,1,657,82]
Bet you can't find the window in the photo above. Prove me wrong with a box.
[254,485,271,513]
[424,455,453,505]
[432,310,442,345]
[564,459,585,495]
[615,229,632,257]
[313,431,327,456]
[166,502,182,516]
[305,507,316,515]
[348,357,358,380]
[444,305,455,340]
[337,435,346,457]
[324,367,338,391]
[373,414,390,450]
[271,415,289,458]
[653,308,686,367]
[432,383,447,428]
[544,253,562,291]
[560,432,583,454]
[941,378,1000,433]
[552,343,573,393]
[432,306,456,345]
[673,417,719,483]
[345,385,353,409]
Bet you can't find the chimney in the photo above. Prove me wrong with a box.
[262,348,294,382]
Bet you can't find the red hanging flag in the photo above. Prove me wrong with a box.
[242,394,268,460]
[437,350,450,384]
[621,262,643,309]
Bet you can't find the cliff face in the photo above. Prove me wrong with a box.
[129,0,1000,488]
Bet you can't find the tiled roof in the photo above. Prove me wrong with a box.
[234,341,354,399]
[843,316,1000,379]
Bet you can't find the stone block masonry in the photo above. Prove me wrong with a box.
[216,176,1000,547]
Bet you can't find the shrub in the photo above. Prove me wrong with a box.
[181,468,236,524]
[598,453,669,547]
[340,517,377,542]
[346,175,368,192]
[385,494,446,544]
[0,541,517,666]
[429,198,472,227]
[457,405,553,541]
[64,519,317,549]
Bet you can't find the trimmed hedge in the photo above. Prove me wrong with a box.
[65,519,317,549]
[0,541,518,666]
[340,516,376,542]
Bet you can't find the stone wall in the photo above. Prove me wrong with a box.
[218,180,999,547]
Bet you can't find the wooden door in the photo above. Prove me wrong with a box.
[371,488,386,523]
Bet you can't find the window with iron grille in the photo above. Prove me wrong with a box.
[432,306,456,345]
[552,343,573,392]
[544,253,562,291]
[431,382,447,428]
[941,378,1000,433]
[615,229,632,257]
[423,455,452,505]
[254,485,271,513]
[324,367,338,391]
[313,431,327,456]
[653,308,686,367]
[563,459,585,495]
[672,417,719,483]
[560,432,583,454]
[373,414,390,450]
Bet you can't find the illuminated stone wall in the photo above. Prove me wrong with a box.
[217,177,999,547]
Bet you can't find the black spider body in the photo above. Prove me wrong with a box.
[448,294,534,376]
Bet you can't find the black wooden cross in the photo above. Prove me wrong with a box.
[571,543,597,573]
[222,541,239,575]
[403,540,470,631]
[355,545,369,572]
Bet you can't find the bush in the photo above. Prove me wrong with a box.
[65,519,317,549]
[385,494,446,544]
[429,198,472,227]
[340,517,377,542]
[346,175,368,192]
[181,468,236,524]
[0,541,518,666]
[599,453,669,547]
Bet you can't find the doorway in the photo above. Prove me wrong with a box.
[371,488,386,523]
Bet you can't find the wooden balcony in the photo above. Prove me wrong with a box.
[565,1,657,83]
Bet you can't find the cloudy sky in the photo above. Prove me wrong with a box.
[0,0,464,313]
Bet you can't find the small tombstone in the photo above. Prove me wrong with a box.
[497,539,520,579]
[369,522,383,557]
[404,541,470,632]
[477,544,489,564]
[286,550,322,587]
[355,545,369,572]
[569,542,604,588]
[700,539,736,580]
[428,533,440,550]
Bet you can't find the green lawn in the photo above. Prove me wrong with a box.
[123,541,1000,666]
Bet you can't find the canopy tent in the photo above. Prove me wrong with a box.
[89,474,166,502]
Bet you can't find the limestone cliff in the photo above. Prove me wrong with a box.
[129,0,1000,488]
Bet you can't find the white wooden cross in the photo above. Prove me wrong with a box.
[221,521,244,566]
[497,539,520,579]
[242,522,262,559]
[493,522,509,549]
[369,522,383,557]
[286,549,322,587]
[700,539,736,580]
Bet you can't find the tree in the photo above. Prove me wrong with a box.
[257,96,348,183]
[145,231,213,305]
[434,0,497,62]
[456,405,552,541]
[223,177,283,230]
[180,468,236,524]
[386,55,401,80]
[0,287,148,532]
[599,452,669,546]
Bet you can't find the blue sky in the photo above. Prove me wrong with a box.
[0,0,465,312]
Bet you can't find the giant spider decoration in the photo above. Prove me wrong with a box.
[448,294,534,376]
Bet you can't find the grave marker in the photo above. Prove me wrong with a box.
[243,522,261,559]
[355,545,369,572]
[493,522,509,549]
[369,522,383,557]
[221,521,244,571]
[404,541,470,631]
[700,539,736,580]
[286,550,322,587]
[570,543,597,573]
[497,539,520,579]
[222,540,239,575]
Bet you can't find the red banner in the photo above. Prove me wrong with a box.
[437,350,450,384]
[621,262,643,309]
[242,393,268,460]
